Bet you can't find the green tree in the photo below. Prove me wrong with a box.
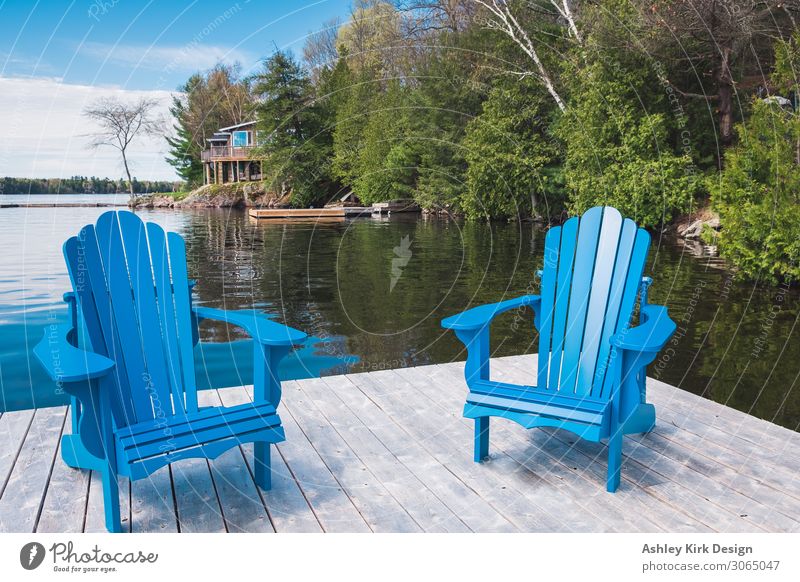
[254,51,338,207]
[166,75,204,185]
[462,78,560,219]
[710,51,800,282]
[709,32,800,283]
[351,80,417,203]
[166,64,254,188]
[556,15,700,228]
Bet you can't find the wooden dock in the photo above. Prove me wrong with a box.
[1,354,798,533]
[248,207,372,220]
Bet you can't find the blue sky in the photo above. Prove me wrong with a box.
[0,0,352,180]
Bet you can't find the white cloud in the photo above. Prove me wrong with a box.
[0,76,177,181]
[79,41,251,73]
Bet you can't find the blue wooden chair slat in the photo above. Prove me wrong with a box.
[559,206,604,393]
[599,229,651,401]
[119,408,282,462]
[127,427,286,481]
[469,380,608,412]
[146,222,187,415]
[95,212,156,423]
[117,212,175,415]
[546,216,578,391]
[76,225,139,426]
[590,219,638,396]
[442,206,676,492]
[35,210,306,532]
[575,208,623,397]
[536,225,561,390]
[168,231,200,413]
[117,402,278,444]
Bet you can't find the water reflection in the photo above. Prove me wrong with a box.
[0,205,797,432]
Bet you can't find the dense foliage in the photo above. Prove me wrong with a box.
[165,0,800,281]
[166,64,254,187]
[710,34,800,283]
[253,52,339,207]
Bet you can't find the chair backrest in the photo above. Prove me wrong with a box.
[536,206,650,400]
[64,211,198,428]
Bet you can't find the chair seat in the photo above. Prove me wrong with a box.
[467,380,609,425]
[115,400,285,479]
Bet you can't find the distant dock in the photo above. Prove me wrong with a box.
[249,200,421,220]
[248,207,373,220]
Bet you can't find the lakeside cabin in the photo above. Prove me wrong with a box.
[201,121,262,185]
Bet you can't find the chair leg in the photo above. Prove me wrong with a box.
[474,417,490,462]
[254,442,272,490]
[606,430,623,493]
[101,468,122,533]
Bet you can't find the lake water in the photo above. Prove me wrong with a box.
[1,201,798,432]
[0,193,129,205]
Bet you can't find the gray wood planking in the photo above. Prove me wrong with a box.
[37,410,91,533]
[0,355,798,533]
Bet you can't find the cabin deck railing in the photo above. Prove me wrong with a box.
[201,145,257,161]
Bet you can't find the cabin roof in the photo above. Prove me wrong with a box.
[218,120,257,132]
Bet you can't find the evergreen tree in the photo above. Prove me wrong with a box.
[710,33,800,282]
[166,75,204,186]
[254,51,338,207]
[463,78,560,219]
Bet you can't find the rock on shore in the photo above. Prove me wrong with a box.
[129,182,289,209]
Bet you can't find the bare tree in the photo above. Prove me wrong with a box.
[396,0,478,34]
[640,0,800,149]
[472,0,570,111]
[303,17,341,83]
[84,96,161,198]
[550,0,581,44]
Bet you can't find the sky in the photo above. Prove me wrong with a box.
[0,0,352,182]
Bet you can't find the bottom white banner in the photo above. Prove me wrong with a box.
[1,534,797,581]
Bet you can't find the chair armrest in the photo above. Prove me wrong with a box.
[33,324,115,383]
[611,304,676,353]
[193,307,306,347]
[441,295,541,332]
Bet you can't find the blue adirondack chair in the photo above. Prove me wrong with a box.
[441,206,676,492]
[34,211,306,532]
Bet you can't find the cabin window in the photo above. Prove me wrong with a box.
[232,130,250,147]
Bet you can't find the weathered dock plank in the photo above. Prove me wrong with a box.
[37,410,91,533]
[205,388,276,533]
[215,386,324,533]
[0,409,34,498]
[281,380,422,533]
[294,376,469,532]
[318,374,503,533]
[130,467,178,533]
[0,407,66,533]
[1,355,798,534]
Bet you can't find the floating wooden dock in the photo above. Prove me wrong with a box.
[248,207,372,220]
[1,354,798,533]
